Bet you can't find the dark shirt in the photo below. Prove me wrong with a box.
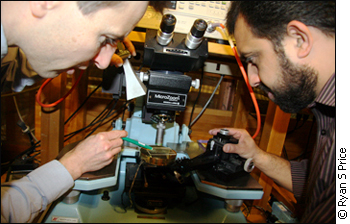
[290,73,335,223]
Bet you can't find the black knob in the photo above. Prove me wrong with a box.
[101,190,110,201]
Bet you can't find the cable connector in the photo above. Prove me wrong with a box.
[17,120,37,145]
[17,120,30,133]
[206,21,225,33]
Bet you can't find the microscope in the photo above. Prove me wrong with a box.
[41,14,263,223]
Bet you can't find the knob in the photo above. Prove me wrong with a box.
[101,190,110,201]
[191,79,200,89]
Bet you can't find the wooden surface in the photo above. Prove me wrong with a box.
[252,101,291,213]
[177,107,235,141]
[38,74,66,164]
[230,79,251,129]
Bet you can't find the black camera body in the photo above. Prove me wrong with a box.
[170,129,254,182]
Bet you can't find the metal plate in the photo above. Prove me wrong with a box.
[140,146,177,166]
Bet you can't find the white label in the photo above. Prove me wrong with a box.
[51,216,79,223]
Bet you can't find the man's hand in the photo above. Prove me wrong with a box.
[110,37,136,67]
[209,127,293,191]
[209,128,262,160]
[59,130,128,180]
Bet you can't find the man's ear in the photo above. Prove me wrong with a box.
[29,1,61,18]
[286,20,313,58]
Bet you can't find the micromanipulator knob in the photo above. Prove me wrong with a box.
[191,79,200,89]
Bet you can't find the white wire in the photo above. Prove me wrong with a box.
[13,96,24,123]
[12,95,39,142]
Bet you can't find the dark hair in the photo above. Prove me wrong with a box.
[77,1,169,15]
[226,1,335,50]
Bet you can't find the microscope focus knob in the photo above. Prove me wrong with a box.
[191,79,200,89]
[138,71,149,82]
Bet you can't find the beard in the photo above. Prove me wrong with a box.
[259,50,318,114]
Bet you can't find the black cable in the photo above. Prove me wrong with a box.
[4,80,128,179]
[288,113,309,135]
[115,190,127,213]
[248,112,257,120]
[3,82,121,180]
[90,100,131,132]
[89,98,116,126]
[105,100,130,121]
[5,82,102,170]
[188,67,204,130]
[189,74,224,128]
[5,96,126,178]
[282,145,289,161]
[137,64,144,72]
[7,141,41,164]
[64,98,116,142]
[4,141,41,181]
[25,152,41,161]
[65,99,130,142]
[64,82,102,125]
[84,98,119,138]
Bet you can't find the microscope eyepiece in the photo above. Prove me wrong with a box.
[190,19,207,37]
[160,14,176,33]
[157,14,177,46]
[185,19,208,49]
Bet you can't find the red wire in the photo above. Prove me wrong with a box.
[36,70,84,108]
[220,24,261,139]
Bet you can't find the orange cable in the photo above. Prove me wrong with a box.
[36,70,84,108]
[232,46,261,139]
[220,24,261,139]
